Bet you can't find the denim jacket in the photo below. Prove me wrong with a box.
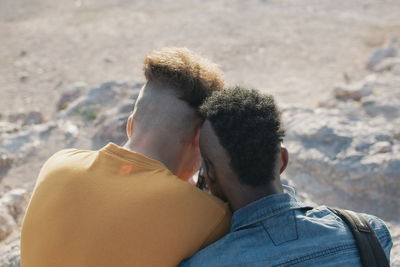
[180,187,392,267]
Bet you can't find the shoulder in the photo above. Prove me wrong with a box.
[324,208,393,261]
[361,213,393,259]
[43,148,90,166]
[167,175,230,214]
[170,178,231,225]
[311,207,393,258]
[37,148,95,182]
[161,179,231,248]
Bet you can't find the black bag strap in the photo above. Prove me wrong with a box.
[331,208,389,267]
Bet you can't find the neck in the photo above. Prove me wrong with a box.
[124,133,186,177]
[229,179,283,212]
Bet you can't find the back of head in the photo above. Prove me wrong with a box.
[133,47,225,135]
[143,47,224,108]
[199,86,285,186]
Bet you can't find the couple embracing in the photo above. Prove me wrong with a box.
[21,48,392,267]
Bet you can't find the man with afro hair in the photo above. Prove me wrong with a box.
[181,86,392,266]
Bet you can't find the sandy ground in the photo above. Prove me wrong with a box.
[1,0,400,118]
[2,0,400,205]
[1,0,400,264]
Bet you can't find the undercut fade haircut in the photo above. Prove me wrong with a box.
[143,47,225,108]
[199,87,285,186]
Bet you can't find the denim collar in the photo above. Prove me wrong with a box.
[231,186,311,232]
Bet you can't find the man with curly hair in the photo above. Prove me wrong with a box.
[21,48,230,267]
[180,86,392,266]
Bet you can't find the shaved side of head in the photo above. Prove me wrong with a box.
[132,83,201,140]
[126,47,225,180]
[133,47,225,138]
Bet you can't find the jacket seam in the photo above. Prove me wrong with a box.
[272,243,357,266]
[211,244,357,267]
[234,205,307,232]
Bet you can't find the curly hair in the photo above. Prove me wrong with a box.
[143,47,225,108]
[199,87,285,186]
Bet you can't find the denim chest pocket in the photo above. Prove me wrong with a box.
[262,210,299,246]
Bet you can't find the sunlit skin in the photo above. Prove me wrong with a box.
[199,120,289,212]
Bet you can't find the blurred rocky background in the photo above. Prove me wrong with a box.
[1,0,400,266]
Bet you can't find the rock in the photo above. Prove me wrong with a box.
[117,102,135,115]
[52,82,141,149]
[0,237,20,267]
[18,73,29,83]
[92,114,128,149]
[7,113,26,124]
[1,128,38,155]
[59,120,80,140]
[372,57,400,73]
[56,82,87,111]
[0,122,57,173]
[330,71,400,120]
[366,37,398,70]
[0,188,28,241]
[334,81,373,101]
[0,122,19,134]
[90,93,138,148]
[387,222,400,266]
[0,81,140,176]
[359,75,400,119]
[57,81,141,122]
[22,111,43,126]
[0,189,28,223]
[0,205,15,241]
[0,153,14,178]
[103,57,114,63]
[369,141,392,154]
[6,111,43,126]
[58,81,123,121]
[317,98,338,108]
[393,63,400,76]
[19,50,27,57]
[362,95,400,119]
[283,106,400,221]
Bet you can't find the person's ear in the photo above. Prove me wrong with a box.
[279,146,289,174]
[126,114,134,138]
[192,119,204,147]
[193,125,201,146]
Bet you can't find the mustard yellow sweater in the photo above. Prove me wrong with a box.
[21,143,230,267]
